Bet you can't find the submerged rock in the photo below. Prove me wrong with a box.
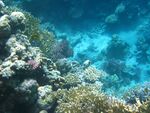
[0,11,26,39]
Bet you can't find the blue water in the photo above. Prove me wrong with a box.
[8,0,150,96]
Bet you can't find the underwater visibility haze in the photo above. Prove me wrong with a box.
[1,0,150,113]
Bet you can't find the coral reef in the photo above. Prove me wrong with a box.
[1,1,150,113]
[0,3,60,112]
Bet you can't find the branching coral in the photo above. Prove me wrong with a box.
[56,85,137,113]
[63,73,81,88]
[83,66,107,83]
[138,99,150,113]
[123,82,150,104]
[123,82,150,113]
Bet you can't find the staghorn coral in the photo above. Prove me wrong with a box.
[56,85,137,113]
[23,12,41,41]
[6,6,61,63]
[138,99,150,113]
[122,83,150,112]
[63,72,81,88]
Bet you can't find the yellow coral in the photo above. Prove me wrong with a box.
[56,85,137,113]
[138,98,150,113]
[64,73,81,87]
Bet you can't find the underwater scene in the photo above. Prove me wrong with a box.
[1,0,150,113]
